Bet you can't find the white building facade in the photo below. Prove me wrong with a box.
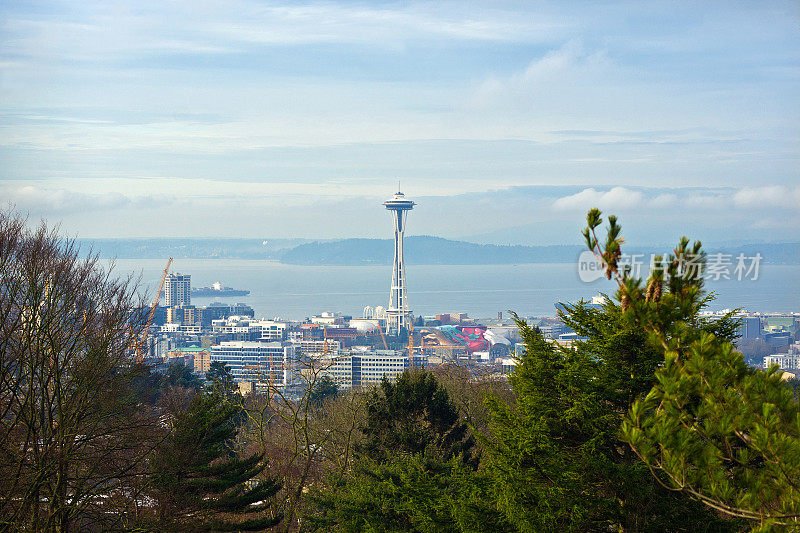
[164,273,191,307]
[211,341,298,390]
[327,349,425,389]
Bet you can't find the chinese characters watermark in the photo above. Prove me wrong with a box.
[578,251,762,283]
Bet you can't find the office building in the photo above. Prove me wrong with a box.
[764,353,800,373]
[211,317,287,342]
[738,316,763,339]
[328,349,425,389]
[210,341,298,390]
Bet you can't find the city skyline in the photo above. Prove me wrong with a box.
[1,1,798,244]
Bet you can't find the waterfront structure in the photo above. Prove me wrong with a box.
[164,273,191,307]
[384,190,415,335]
[210,341,298,390]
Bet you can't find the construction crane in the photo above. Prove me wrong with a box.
[408,321,426,356]
[376,320,388,350]
[135,257,173,364]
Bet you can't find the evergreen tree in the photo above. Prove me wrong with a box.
[164,361,203,391]
[307,454,508,533]
[483,210,742,531]
[206,361,236,396]
[149,392,281,531]
[309,375,339,407]
[485,311,734,531]
[360,369,476,466]
[305,370,503,532]
[569,209,800,530]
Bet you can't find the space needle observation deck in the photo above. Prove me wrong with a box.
[383,191,415,335]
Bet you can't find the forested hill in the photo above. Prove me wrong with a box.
[75,238,312,260]
[75,236,800,265]
[281,236,587,265]
[279,237,800,266]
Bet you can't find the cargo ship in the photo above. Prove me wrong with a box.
[191,281,250,297]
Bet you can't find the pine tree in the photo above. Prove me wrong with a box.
[305,370,504,532]
[206,361,236,396]
[572,209,800,530]
[149,392,281,531]
[307,454,507,533]
[359,369,477,466]
[485,309,736,531]
[482,209,743,531]
[309,375,339,407]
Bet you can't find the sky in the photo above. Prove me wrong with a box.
[1,0,798,245]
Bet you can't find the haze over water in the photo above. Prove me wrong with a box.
[108,259,800,321]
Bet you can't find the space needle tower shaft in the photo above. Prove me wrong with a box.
[383,190,415,335]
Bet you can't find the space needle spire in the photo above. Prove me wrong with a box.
[383,189,415,335]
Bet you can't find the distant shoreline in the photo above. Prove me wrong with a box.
[83,236,800,266]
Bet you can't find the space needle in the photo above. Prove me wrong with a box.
[384,190,415,335]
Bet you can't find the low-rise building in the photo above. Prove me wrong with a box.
[311,312,348,325]
[764,342,800,374]
[210,341,298,390]
[764,353,800,373]
[211,316,286,342]
[164,346,209,370]
[292,338,342,356]
[327,349,426,389]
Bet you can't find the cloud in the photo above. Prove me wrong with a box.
[685,194,727,209]
[0,0,566,70]
[733,186,800,209]
[472,40,610,107]
[649,193,678,207]
[193,2,567,47]
[551,186,644,211]
[1,184,169,215]
[551,186,800,214]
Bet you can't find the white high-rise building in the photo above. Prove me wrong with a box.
[383,190,415,335]
[164,273,191,307]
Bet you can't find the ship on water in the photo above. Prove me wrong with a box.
[191,281,250,297]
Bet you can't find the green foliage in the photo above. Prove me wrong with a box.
[624,336,800,528]
[360,369,476,466]
[484,311,733,531]
[585,208,800,529]
[164,361,203,391]
[149,392,281,531]
[206,361,236,396]
[305,370,502,532]
[309,375,339,406]
[306,454,507,533]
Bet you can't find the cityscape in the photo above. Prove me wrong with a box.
[138,191,800,396]
[2,1,799,531]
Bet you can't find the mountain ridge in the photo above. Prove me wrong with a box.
[75,236,800,265]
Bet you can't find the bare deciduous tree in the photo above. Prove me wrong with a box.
[237,354,369,532]
[0,211,161,532]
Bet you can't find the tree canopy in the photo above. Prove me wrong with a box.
[584,208,800,530]
[149,391,282,531]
